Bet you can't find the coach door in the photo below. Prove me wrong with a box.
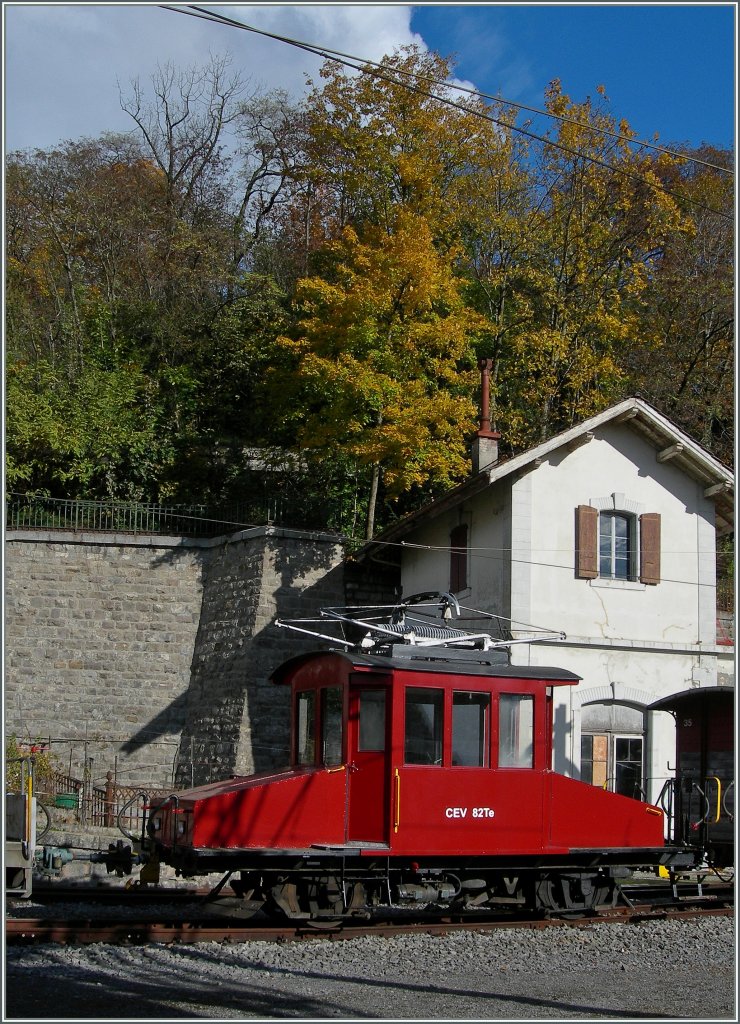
[347,681,390,843]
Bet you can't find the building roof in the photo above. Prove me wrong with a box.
[356,397,734,561]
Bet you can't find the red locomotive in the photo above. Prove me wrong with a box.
[146,594,693,918]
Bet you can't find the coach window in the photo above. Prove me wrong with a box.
[321,687,343,766]
[295,690,316,766]
[405,688,443,765]
[499,694,534,768]
[452,691,490,767]
[359,690,386,751]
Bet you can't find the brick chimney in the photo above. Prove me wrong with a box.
[472,357,500,474]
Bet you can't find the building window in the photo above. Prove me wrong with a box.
[614,736,644,798]
[450,523,468,593]
[576,504,661,585]
[581,699,646,800]
[599,511,635,580]
[581,733,644,797]
[580,734,608,787]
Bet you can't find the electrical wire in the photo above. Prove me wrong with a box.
[184,4,731,177]
[356,536,731,591]
[160,4,733,221]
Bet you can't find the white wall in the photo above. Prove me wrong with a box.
[396,419,730,790]
[524,424,716,645]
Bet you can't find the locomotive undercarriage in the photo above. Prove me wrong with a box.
[217,863,623,919]
[152,847,693,919]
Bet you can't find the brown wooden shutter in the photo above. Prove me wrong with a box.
[450,524,468,592]
[639,512,661,585]
[575,505,598,579]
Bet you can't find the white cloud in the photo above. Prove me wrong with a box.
[3,3,423,152]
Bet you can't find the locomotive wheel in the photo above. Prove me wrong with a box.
[535,873,615,914]
[204,896,267,919]
[268,875,367,920]
[269,880,310,919]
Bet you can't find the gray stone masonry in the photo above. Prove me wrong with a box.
[173,529,348,785]
[5,532,206,789]
[5,528,400,791]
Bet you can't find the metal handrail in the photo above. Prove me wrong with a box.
[705,776,722,824]
[722,781,734,821]
[117,791,150,843]
[690,782,711,826]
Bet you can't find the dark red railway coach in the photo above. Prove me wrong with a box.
[149,638,689,919]
[650,687,734,869]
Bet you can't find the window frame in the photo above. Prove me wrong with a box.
[294,688,317,767]
[576,501,660,587]
[580,730,645,799]
[451,690,491,768]
[497,692,535,769]
[320,685,344,766]
[403,687,445,766]
[294,684,345,768]
[599,510,637,581]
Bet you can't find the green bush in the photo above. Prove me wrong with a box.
[5,735,62,794]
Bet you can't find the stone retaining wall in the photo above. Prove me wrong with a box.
[5,528,398,789]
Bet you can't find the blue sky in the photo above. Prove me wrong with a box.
[3,3,736,155]
[411,4,736,149]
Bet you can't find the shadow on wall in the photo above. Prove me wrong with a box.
[121,529,398,788]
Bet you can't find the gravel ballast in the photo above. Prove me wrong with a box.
[4,914,735,1019]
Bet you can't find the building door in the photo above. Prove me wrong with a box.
[348,686,389,843]
[581,702,646,799]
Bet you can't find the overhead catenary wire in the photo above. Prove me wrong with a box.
[85,504,722,592]
[355,536,729,591]
[213,525,733,590]
[181,4,732,176]
[160,4,733,221]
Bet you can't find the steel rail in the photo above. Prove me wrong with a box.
[6,902,733,947]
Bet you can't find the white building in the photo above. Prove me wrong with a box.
[359,398,734,806]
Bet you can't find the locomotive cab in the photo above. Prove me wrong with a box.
[144,596,695,918]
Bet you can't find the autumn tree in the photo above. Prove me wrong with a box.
[6,57,304,504]
[267,48,502,536]
[626,147,734,465]
[274,211,479,537]
[461,82,685,449]
[6,48,732,528]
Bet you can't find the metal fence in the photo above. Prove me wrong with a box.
[6,491,349,538]
[38,769,177,836]
[5,494,235,538]
[716,577,734,614]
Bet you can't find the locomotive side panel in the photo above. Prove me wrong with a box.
[157,770,348,851]
[545,773,665,850]
[391,765,546,855]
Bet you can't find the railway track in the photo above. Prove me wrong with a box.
[6,883,733,946]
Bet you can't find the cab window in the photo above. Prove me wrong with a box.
[499,693,534,767]
[452,691,490,766]
[295,690,315,765]
[404,688,443,765]
[358,689,386,751]
[321,686,343,765]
